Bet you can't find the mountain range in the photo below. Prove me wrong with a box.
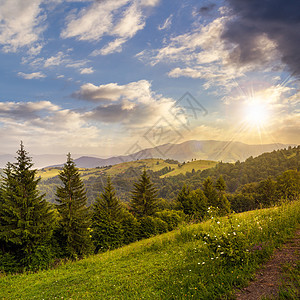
[47,140,295,169]
[0,140,295,169]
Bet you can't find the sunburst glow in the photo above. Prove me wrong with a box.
[245,103,269,126]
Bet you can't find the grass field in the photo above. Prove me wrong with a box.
[36,158,217,181]
[0,200,299,299]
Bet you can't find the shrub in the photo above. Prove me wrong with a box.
[154,210,183,231]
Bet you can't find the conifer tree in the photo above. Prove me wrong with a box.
[55,153,93,258]
[0,142,54,270]
[93,177,123,223]
[92,177,124,252]
[202,177,218,207]
[130,169,157,218]
[215,176,230,215]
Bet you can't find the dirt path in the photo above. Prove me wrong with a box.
[235,228,300,300]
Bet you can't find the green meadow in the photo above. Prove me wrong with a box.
[36,158,217,181]
[0,200,299,299]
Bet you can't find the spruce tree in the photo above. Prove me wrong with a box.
[92,177,124,252]
[0,142,54,270]
[215,176,230,215]
[93,177,123,223]
[55,153,93,258]
[130,169,157,218]
[202,177,218,207]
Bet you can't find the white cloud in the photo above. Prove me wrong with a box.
[73,80,154,102]
[73,79,185,127]
[0,100,101,155]
[92,38,127,56]
[61,0,130,41]
[158,14,173,31]
[62,0,160,55]
[80,67,94,74]
[0,0,45,52]
[18,71,46,80]
[137,16,281,90]
[44,51,65,67]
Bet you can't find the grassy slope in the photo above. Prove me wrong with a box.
[161,160,217,178]
[37,158,217,181]
[1,201,299,300]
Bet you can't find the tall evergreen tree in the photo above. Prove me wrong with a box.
[215,176,231,215]
[55,153,93,258]
[130,169,157,218]
[92,177,124,252]
[0,142,54,270]
[202,177,218,207]
[93,177,123,223]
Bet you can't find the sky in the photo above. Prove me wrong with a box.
[0,0,299,157]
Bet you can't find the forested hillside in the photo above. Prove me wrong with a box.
[38,146,300,205]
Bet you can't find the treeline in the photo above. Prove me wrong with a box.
[1,143,299,273]
[40,146,299,205]
[0,144,183,273]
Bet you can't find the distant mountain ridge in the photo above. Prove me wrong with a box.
[47,140,296,169]
[0,140,295,169]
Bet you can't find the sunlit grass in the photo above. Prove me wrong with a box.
[0,201,299,299]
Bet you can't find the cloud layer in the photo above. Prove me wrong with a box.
[222,0,300,77]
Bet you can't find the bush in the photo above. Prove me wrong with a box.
[120,210,140,245]
[154,210,183,231]
[92,220,123,252]
[0,252,19,273]
[138,216,168,239]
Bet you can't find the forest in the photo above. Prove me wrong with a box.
[0,143,299,273]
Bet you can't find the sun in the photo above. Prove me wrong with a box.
[244,100,269,127]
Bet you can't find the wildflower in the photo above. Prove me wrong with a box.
[220,252,224,254]
[211,257,214,260]
[218,245,220,247]
[217,221,220,224]
[202,262,205,265]
[233,232,236,235]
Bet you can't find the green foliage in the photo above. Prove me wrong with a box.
[130,169,158,217]
[0,201,299,299]
[228,193,256,213]
[138,216,168,238]
[120,210,139,245]
[277,169,300,201]
[92,177,125,252]
[91,219,123,252]
[55,153,93,259]
[154,210,183,231]
[92,177,123,223]
[203,177,218,207]
[0,142,55,272]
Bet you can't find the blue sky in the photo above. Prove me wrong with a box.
[0,0,299,157]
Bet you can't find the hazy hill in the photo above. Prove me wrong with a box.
[0,140,295,169]
[47,140,295,169]
[0,154,83,169]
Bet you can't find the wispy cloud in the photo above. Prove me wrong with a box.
[61,0,160,55]
[80,67,94,74]
[0,0,45,52]
[137,14,281,90]
[73,79,183,127]
[18,71,46,80]
[158,14,173,30]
